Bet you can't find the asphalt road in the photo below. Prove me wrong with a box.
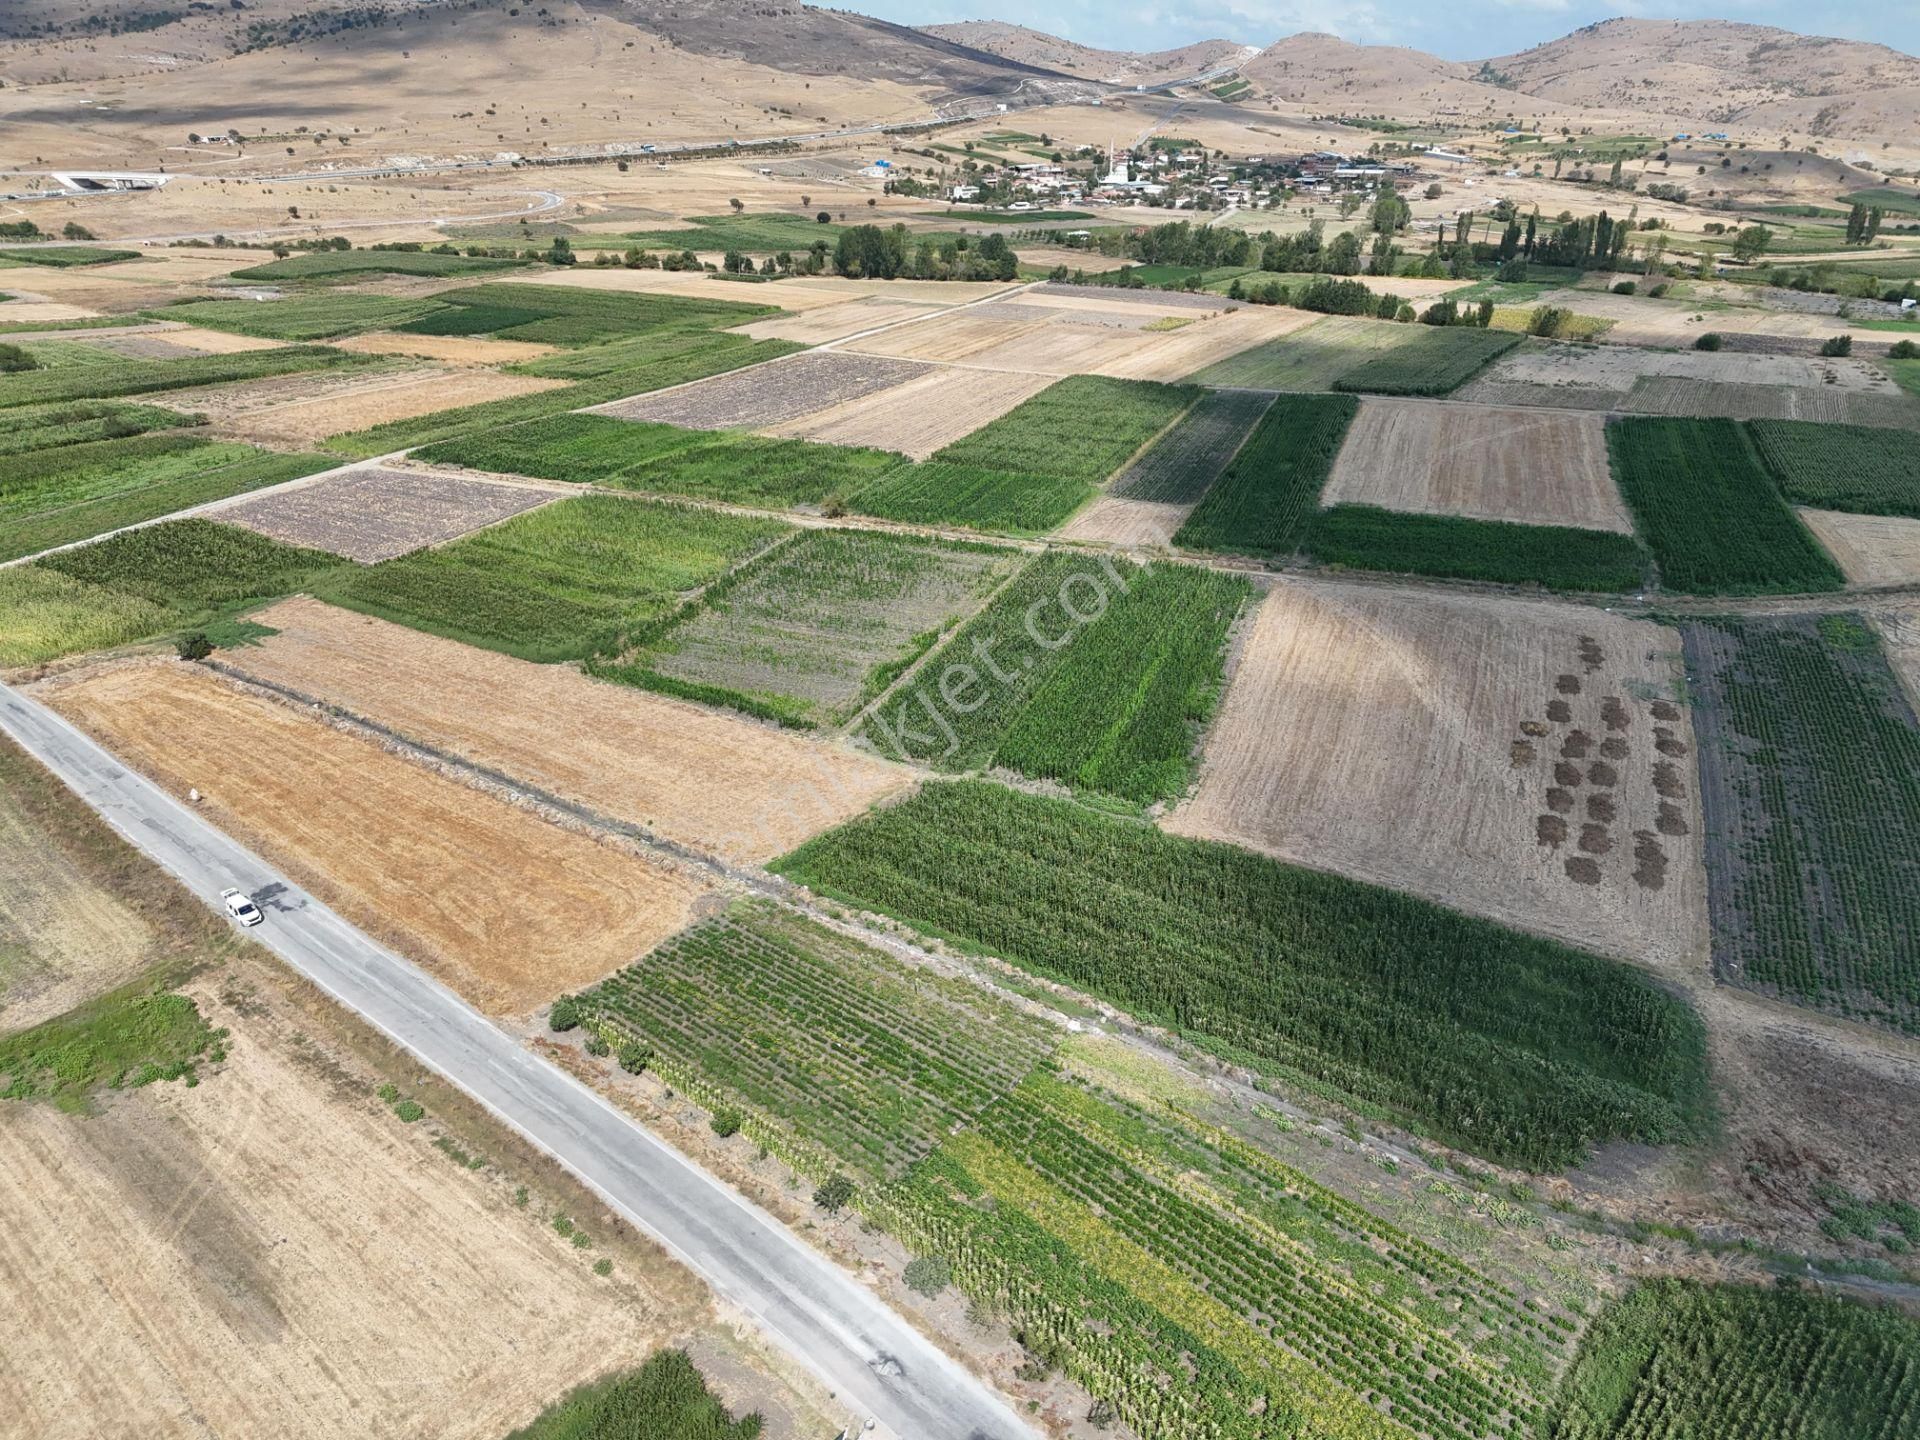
[0,680,1037,1440]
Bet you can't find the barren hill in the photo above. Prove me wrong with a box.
[920,21,1242,86]
[1486,18,1920,146]
[1237,31,1556,122]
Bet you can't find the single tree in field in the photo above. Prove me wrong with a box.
[729,196,743,213]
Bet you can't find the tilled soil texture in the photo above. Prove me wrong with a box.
[1323,398,1632,533]
[38,661,708,1015]
[217,466,565,563]
[1796,509,1920,588]
[214,596,908,865]
[153,365,568,447]
[1166,579,1709,969]
[0,975,708,1440]
[598,351,933,431]
[765,366,1053,459]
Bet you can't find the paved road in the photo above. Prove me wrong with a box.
[0,681,1035,1440]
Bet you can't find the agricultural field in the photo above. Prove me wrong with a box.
[0,399,192,457]
[221,597,906,864]
[1108,388,1274,503]
[774,779,1710,1169]
[1324,400,1631,532]
[146,294,443,341]
[421,414,903,509]
[318,495,789,662]
[1749,418,1920,517]
[0,345,366,409]
[1309,508,1647,591]
[1796,510,1920,587]
[0,435,337,562]
[608,529,1023,726]
[573,900,1573,1440]
[1684,613,1920,1035]
[513,1352,767,1440]
[217,466,563,563]
[227,249,532,282]
[731,296,943,345]
[417,280,778,345]
[1331,327,1519,397]
[1054,495,1196,547]
[1550,1279,1920,1440]
[332,330,557,366]
[40,662,707,1015]
[597,351,931,431]
[598,213,846,253]
[0,245,138,267]
[1608,418,1844,595]
[768,366,1053,459]
[1186,315,1418,391]
[1174,393,1356,556]
[854,552,1249,803]
[1168,580,1709,971]
[0,568,174,668]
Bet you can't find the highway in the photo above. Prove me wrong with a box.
[0,679,1037,1440]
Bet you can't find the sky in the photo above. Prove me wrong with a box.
[865,0,1918,62]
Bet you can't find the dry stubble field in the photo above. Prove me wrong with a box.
[1167,579,1710,969]
[216,466,565,563]
[220,598,908,865]
[599,351,931,430]
[1323,399,1632,533]
[1795,510,1920,587]
[0,968,709,1440]
[732,297,943,345]
[330,331,559,365]
[38,661,707,1015]
[767,365,1053,457]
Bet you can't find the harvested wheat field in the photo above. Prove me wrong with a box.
[843,309,1045,364]
[598,350,932,430]
[1797,509,1920,587]
[1532,287,1860,349]
[331,331,558,365]
[1874,606,1920,710]
[769,365,1053,458]
[1620,376,1920,427]
[40,662,706,1014]
[1323,399,1632,532]
[1167,579,1709,969]
[213,369,566,446]
[0,299,97,325]
[0,975,709,1440]
[1056,496,1193,547]
[1457,344,1903,413]
[732,297,943,344]
[219,597,908,865]
[216,466,564,563]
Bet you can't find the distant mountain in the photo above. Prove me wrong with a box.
[920,21,1243,87]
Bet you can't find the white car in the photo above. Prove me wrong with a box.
[222,888,264,927]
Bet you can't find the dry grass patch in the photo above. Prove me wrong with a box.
[330,330,558,365]
[731,298,942,344]
[216,466,563,563]
[1324,398,1631,533]
[1798,509,1920,587]
[209,369,567,446]
[218,597,907,865]
[843,309,1046,364]
[1055,495,1193,547]
[1167,579,1709,969]
[40,662,707,1015]
[768,365,1053,457]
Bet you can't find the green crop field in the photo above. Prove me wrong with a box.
[1550,1278,1920,1440]
[773,781,1711,1169]
[510,1349,764,1440]
[0,245,138,268]
[851,375,1199,533]
[146,294,443,341]
[319,494,789,662]
[38,516,341,613]
[602,213,846,252]
[1608,418,1844,595]
[603,528,1021,726]
[0,345,365,409]
[0,567,174,667]
[1109,388,1274,503]
[1174,393,1356,556]
[321,334,798,458]
[1310,508,1649,592]
[0,399,193,458]
[1187,316,1417,391]
[858,556,1249,804]
[1892,358,1920,398]
[1839,188,1920,216]
[395,280,778,346]
[1748,418,1920,518]
[940,208,1092,223]
[1332,327,1520,396]
[573,901,1570,1440]
[228,249,531,282]
[0,436,337,562]
[1684,613,1920,1035]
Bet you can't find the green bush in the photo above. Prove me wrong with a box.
[548,996,581,1032]
[1693,332,1724,351]
[506,1348,763,1440]
[1890,339,1919,359]
[0,342,38,373]
[175,631,213,661]
[585,1034,611,1058]
[904,1255,952,1296]
[617,1041,652,1074]
[813,1173,856,1214]
[393,1099,424,1123]
[1819,333,1854,357]
[709,1105,743,1138]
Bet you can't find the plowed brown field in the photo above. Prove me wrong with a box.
[218,597,908,865]
[1323,399,1632,533]
[1166,579,1710,969]
[39,662,706,1014]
